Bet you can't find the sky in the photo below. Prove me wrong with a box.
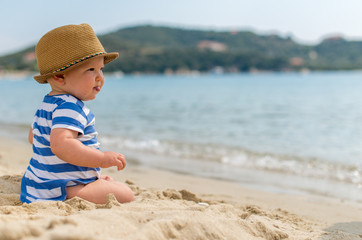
[1,0,362,55]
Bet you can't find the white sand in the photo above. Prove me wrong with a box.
[0,137,361,240]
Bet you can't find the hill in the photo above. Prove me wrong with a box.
[1,25,362,74]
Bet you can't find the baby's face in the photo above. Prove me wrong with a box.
[61,56,105,101]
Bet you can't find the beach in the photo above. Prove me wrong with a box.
[0,136,361,240]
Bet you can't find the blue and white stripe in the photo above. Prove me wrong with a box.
[21,94,101,203]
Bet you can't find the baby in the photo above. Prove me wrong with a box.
[20,24,134,204]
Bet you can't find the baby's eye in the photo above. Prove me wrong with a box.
[88,68,95,71]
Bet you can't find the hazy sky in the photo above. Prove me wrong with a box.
[1,0,362,55]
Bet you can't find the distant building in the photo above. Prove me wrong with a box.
[23,52,36,62]
[289,57,304,67]
[321,35,344,43]
[197,40,227,52]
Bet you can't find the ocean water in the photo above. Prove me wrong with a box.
[1,71,362,201]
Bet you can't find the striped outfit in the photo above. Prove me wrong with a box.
[20,94,101,203]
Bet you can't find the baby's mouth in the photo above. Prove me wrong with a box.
[94,86,101,92]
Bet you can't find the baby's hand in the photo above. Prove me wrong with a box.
[100,151,126,171]
[100,175,114,181]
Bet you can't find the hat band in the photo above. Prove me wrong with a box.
[53,52,106,73]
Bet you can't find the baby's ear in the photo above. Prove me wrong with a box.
[52,74,65,84]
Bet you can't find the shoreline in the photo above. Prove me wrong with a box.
[0,136,361,239]
[3,120,362,204]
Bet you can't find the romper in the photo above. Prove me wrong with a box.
[20,94,101,203]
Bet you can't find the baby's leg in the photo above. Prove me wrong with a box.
[66,178,134,204]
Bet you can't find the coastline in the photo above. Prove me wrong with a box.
[0,136,361,239]
[2,68,362,80]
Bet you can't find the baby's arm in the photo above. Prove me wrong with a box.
[50,128,126,170]
[28,128,34,144]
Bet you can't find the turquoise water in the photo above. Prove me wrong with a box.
[1,72,362,201]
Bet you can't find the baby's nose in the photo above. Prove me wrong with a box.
[95,71,104,81]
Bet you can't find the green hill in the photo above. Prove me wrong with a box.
[0,25,362,74]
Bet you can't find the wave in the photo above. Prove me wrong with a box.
[99,135,362,187]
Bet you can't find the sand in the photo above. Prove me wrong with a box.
[0,137,361,240]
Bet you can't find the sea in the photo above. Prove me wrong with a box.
[1,71,362,202]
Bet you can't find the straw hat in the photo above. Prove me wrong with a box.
[34,23,119,84]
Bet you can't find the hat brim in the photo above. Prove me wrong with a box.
[33,52,119,84]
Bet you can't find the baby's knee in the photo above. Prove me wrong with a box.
[116,185,134,203]
[108,181,134,203]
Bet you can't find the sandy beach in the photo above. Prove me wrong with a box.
[0,136,361,240]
